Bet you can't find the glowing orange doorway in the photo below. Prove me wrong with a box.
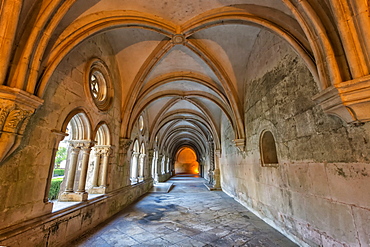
[175,147,199,174]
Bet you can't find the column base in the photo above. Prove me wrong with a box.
[89,186,106,194]
[203,183,222,191]
[213,168,221,189]
[130,177,138,185]
[58,192,88,202]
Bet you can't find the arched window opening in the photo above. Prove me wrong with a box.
[138,143,146,182]
[130,140,140,184]
[152,150,158,182]
[88,123,111,194]
[260,130,279,167]
[54,112,93,204]
[160,155,166,175]
[48,127,70,202]
[138,115,144,133]
[175,147,199,174]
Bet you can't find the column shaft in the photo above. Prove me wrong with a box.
[92,152,101,187]
[100,152,110,187]
[76,147,91,192]
[65,147,80,192]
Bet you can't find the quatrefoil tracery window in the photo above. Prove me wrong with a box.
[90,71,107,101]
[90,74,99,98]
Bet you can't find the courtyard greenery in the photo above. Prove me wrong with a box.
[55,147,67,168]
[48,177,63,200]
[53,169,65,177]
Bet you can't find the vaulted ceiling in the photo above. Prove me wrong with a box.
[7,0,365,160]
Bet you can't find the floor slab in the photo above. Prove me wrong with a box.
[71,174,298,247]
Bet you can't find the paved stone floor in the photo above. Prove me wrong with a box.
[72,175,298,247]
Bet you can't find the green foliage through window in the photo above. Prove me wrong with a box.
[53,169,65,177]
[55,147,67,168]
[48,177,63,200]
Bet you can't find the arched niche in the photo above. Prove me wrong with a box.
[138,142,146,181]
[260,130,279,167]
[130,139,140,184]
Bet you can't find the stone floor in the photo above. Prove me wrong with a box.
[71,175,298,247]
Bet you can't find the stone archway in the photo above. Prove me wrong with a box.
[174,147,199,174]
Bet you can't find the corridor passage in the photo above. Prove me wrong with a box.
[73,175,297,247]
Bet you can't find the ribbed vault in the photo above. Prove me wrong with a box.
[2,0,370,168]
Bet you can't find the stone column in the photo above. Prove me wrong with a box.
[147,149,154,179]
[119,138,133,186]
[130,151,139,184]
[138,153,146,182]
[100,146,111,188]
[91,147,102,187]
[166,157,170,173]
[153,151,158,183]
[208,141,215,184]
[161,155,166,174]
[64,144,80,193]
[76,143,93,196]
[156,154,163,182]
[213,149,221,189]
[60,141,94,202]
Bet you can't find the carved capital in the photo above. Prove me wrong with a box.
[147,149,154,158]
[313,75,370,123]
[0,86,43,162]
[93,147,104,156]
[69,140,95,149]
[96,145,111,156]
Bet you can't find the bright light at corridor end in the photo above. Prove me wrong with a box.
[175,147,199,174]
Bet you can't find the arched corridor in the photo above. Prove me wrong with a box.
[73,175,297,246]
[1,1,370,246]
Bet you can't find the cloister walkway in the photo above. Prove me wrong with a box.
[72,175,297,246]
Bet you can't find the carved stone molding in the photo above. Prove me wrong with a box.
[0,86,43,162]
[233,139,245,152]
[94,145,111,156]
[147,149,154,159]
[119,138,132,154]
[68,140,95,149]
[172,34,186,45]
[313,75,370,123]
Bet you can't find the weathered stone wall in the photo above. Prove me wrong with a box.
[0,180,152,247]
[0,33,152,245]
[220,30,370,247]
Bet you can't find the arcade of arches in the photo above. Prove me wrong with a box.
[0,1,370,246]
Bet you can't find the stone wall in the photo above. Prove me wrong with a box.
[0,33,152,245]
[220,30,370,247]
[0,181,152,246]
